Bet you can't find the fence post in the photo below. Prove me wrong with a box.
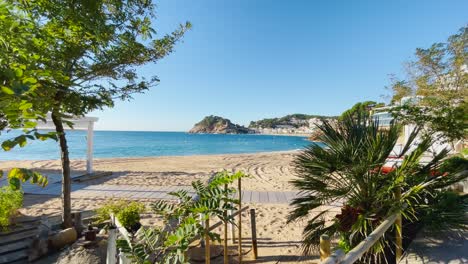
[205,218,210,264]
[119,249,131,264]
[224,184,229,264]
[238,177,242,263]
[320,234,331,261]
[200,214,206,248]
[395,187,403,261]
[250,209,258,260]
[229,209,235,243]
[106,216,117,264]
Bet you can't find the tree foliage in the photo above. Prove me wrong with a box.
[249,114,336,129]
[388,26,467,143]
[0,186,23,229]
[1,0,191,227]
[339,101,384,120]
[0,1,57,148]
[288,114,467,261]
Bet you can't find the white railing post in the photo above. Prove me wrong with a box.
[119,249,131,264]
[107,215,117,264]
[86,121,94,174]
[229,209,235,243]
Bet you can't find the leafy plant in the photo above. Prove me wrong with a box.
[118,202,146,232]
[1,168,48,191]
[95,200,145,231]
[119,171,247,263]
[0,186,23,229]
[288,114,467,262]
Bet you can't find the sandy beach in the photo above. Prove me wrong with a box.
[1,151,333,263]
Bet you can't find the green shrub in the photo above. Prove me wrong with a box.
[116,202,145,230]
[0,186,23,229]
[95,200,145,230]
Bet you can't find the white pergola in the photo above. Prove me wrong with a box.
[36,114,99,174]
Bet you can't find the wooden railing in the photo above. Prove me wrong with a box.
[321,213,399,264]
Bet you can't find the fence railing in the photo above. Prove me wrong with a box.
[107,214,132,264]
[321,213,399,264]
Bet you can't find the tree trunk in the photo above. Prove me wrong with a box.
[51,111,73,228]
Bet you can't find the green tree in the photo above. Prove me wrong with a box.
[2,0,190,227]
[339,101,384,120]
[0,1,51,190]
[388,26,467,144]
[288,114,467,261]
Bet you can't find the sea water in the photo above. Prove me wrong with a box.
[0,130,313,160]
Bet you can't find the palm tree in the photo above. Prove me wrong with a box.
[288,113,466,261]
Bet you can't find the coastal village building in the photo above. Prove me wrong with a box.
[372,96,467,192]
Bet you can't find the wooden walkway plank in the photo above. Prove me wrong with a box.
[21,183,304,204]
[259,192,268,203]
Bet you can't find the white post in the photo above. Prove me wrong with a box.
[229,209,235,243]
[86,121,94,174]
[107,215,117,264]
[107,228,117,264]
[119,249,131,264]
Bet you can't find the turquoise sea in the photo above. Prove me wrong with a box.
[0,130,312,160]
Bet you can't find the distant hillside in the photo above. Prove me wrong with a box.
[189,115,255,134]
[249,114,335,129]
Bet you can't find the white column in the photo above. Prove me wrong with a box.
[86,121,94,174]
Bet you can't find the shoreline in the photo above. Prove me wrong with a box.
[0,149,303,163]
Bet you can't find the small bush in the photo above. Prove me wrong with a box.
[0,186,23,229]
[95,200,145,231]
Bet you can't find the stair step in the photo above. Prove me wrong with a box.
[0,249,28,264]
[0,239,32,255]
[0,229,38,247]
[0,224,39,238]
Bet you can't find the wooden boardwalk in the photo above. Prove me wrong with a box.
[1,179,307,204]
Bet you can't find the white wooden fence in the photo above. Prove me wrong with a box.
[107,214,132,264]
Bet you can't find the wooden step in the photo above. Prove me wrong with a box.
[0,224,39,238]
[0,239,32,255]
[0,249,28,264]
[0,229,38,247]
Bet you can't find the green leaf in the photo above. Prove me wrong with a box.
[19,102,33,110]
[1,140,16,151]
[22,77,37,85]
[1,86,14,95]
[9,177,21,190]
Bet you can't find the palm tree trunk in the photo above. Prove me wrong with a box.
[51,111,72,228]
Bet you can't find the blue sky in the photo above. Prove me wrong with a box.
[91,0,468,131]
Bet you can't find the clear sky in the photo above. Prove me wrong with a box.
[90,0,468,131]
